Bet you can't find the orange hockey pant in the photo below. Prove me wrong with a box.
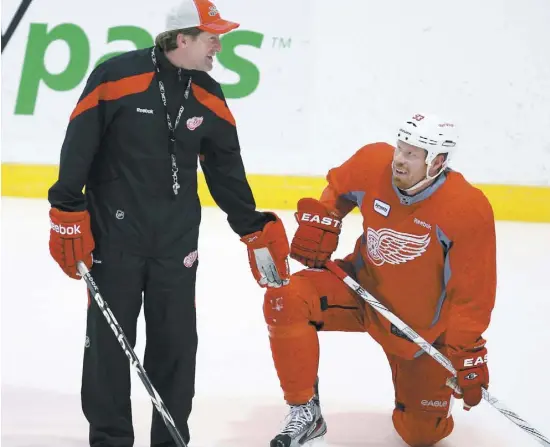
[263,266,454,447]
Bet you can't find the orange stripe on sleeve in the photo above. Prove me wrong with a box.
[192,84,236,127]
[70,72,155,121]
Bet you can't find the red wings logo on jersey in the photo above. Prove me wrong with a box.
[366,227,431,266]
[187,116,204,131]
[184,250,198,268]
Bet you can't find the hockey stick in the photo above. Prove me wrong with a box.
[77,261,188,447]
[325,260,550,446]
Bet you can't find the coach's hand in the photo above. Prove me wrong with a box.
[241,213,290,288]
[49,208,95,279]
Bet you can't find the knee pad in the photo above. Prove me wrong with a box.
[392,408,454,447]
[263,273,319,328]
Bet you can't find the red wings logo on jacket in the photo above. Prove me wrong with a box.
[366,228,431,266]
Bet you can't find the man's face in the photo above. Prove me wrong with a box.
[183,32,222,71]
[392,141,428,190]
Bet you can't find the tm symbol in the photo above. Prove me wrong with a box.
[271,37,292,49]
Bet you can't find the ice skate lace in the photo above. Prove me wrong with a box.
[281,402,315,436]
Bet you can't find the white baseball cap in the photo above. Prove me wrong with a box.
[164,0,240,35]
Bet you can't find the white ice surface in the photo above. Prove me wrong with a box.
[1,197,549,446]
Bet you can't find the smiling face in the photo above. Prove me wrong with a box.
[392,140,445,192]
[179,31,221,71]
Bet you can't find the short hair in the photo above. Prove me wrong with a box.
[155,27,202,51]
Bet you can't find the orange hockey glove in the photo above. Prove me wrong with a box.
[49,208,95,280]
[241,213,290,288]
[450,340,489,410]
[290,198,342,268]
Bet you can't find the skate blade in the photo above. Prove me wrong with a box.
[303,424,327,446]
[305,435,327,446]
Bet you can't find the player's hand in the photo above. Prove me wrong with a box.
[449,340,489,410]
[290,198,342,268]
[49,208,95,279]
[241,213,290,288]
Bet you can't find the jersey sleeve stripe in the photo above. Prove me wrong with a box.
[191,84,236,127]
[70,72,155,121]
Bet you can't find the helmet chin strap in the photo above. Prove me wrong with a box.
[401,164,446,195]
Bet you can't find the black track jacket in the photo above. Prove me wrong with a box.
[48,46,272,257]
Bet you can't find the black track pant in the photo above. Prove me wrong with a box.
[81,243,199,447]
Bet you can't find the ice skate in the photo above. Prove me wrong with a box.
[270,397,326,447]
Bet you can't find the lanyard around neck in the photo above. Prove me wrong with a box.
[151,47,193,197]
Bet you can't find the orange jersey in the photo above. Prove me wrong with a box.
[322,142,497,358]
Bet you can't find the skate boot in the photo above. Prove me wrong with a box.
[270,397,326,446]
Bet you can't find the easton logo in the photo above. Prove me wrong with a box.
[464,354,488,368]
[300,214,342,228]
